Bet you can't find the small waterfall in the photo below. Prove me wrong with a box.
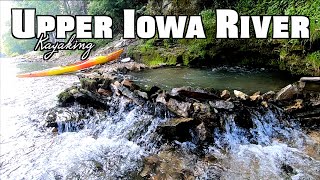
[213,106,306,150]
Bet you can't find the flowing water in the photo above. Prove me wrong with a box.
[0,59,319,179]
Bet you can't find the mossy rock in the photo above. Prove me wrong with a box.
[80,78,98,92]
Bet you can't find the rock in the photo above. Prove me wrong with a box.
[99,79,113,90]
[121,79,140,91]
[234,90,248,100]
[275,84,299,101]
[220,90,231,100]
[261,101,268,108]
[134,90,148,99]
[171,87,219,101]
[281,164,295,175]
[97,88,112,96]
[118,85,145,106]
[58,88,75,106]
[147,86,161,98]
[80,78,98,92]
[120,57,131,63]
[261,91,275,101]
[196,122,208,141]
[250,91,261,101]
[156,92,167,104]
[75,89,107,109]
[157,117,198,141]
[167,98,191,117]
[209,100,234,110]
[285,99,303,111]
[44,106,95,132]
[140,150,195,179]
[111,81,121,96]
[193,102,213,120]
[103,62,146,73]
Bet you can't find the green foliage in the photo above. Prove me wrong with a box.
[306,51,320,68]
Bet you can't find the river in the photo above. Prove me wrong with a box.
[0,58,319,179]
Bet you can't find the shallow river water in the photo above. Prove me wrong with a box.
[0,59,319,179]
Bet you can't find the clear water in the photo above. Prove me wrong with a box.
[128,67,296,93]
[0,59,319,179]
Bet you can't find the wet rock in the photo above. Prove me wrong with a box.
[121,79,140,91]
[57,88,76,106]
[261,91,275,101]
[220,90,231,100]
[167,98,191,117]
[234,90,248,100]
[80,78,98,92]
[111,81,121,96]
[250,91,261,101]
[97,88,112,96]
[140,150,195,179]
[75,89,107,109]
[285,99,303,112]
[171,87,219,101]
[134,90,148,99]
[118,85,145,106]
[157,118,199,141]
[44,106,96,132]
[156,92,167,104]
[209,100,234,110]
[196,122,209,141]
[261,101,268,108]
[147,86,161,98]
[193,102,213,120]
[99,78,113,90]
[281,164,296,175]
[275,84,299,101]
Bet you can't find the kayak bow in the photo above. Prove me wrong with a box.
[17,49,123,78]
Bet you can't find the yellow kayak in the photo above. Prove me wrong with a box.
[17,49,124,78]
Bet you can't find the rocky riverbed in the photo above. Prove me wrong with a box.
[44,61,319,178]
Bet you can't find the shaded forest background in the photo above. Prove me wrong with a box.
[1,0,320,76]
